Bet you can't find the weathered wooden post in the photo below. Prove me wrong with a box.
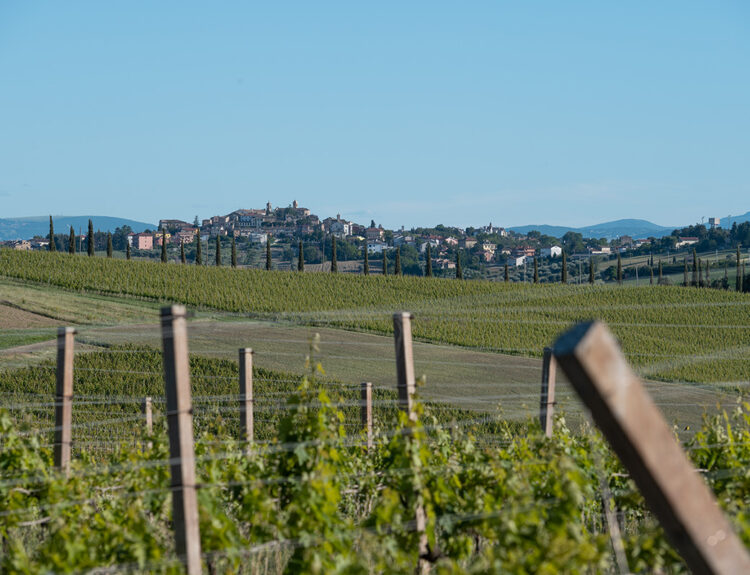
[54,327,76,475]
[539,347,556,437]
[361,381,373,450]
[554,321,750,574]
[239,348,254,450]
[393,312,429,574]
[393,312,417,421]
[142,396,153,435]
[161,305,202,575]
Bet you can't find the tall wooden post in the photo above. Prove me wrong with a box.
[161,305,202,575]
[360,382,373,450]
[539,347,556,437]
[54,327,76,475]
[553,321,750,575]
[393,312,417,421]
[239,348,254,449]
[142,396,153,435]
[393,312,429,573]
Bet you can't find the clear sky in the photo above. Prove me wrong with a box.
[1,1,748,229]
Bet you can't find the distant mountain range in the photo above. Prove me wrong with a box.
[721,212,750,229]
[0,216,157,241]
[509,219,677,241]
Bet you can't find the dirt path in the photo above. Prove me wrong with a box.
[0,303,60,329]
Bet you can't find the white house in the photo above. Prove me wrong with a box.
[367,241,388,254]
[541,246,562,258]
[513,255,527,267]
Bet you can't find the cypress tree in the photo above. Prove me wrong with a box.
[331,236,338,273]
[737,246,742,292]
[589,256,595,284]
[683,259,688,286]
[456,251,463,280]
[382,250,388,275]
[395,247,402,275]
[126,242,131,260]
[160,230,166,262]
[617,253,623,285]
[196,229,202,265]
[180,241,186,264]
[231,236,237,268]
[266,238,272,270]
[107,232,113,258]
[697,259,702,287]
[533,257,539,284]
[363,246,369,275]
[649,266,654,285]
[425,244,433,277]
[561,251,567,283]
[504,262,509,283]
[297,240,304,272]
[693,248,700,287]
[658,261,663,284]
[68,226,75,255]
[87,220,95,257]
[48,216,56,252]
[215,236,221,266]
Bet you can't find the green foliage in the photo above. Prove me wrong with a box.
[331,236,338,273]
[196,230,202,265]
[87,220,95,257]
[48,216,55,252]
[68,227,75,255]
[3,347,750,573]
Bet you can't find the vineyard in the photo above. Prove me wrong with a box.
[1,250,749,383]
[1,250,750,572]
[0,324,749,573]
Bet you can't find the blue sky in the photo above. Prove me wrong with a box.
[1,1,748,229]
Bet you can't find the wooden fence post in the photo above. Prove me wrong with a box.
[142,396,153,435]
[553,321,750,574]
[239,348,254,450]
[393,312,429,573]
[54,327,76,475]
[539,347,556,437]
[161,305,202,575]
[361,382,373,449]
[393,312,417,421]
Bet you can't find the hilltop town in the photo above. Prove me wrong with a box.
[3,201,750,284]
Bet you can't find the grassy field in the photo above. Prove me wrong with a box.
[1,251,746,428]
[2,250,749,383]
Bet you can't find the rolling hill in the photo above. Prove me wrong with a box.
[0,216,157,241]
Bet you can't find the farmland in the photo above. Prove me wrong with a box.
[2,249,749,384]
[1,249,750,572]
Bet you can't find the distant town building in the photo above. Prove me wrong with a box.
[128,233,154,250]
[367,241,388,254]
[459,237,477,249]
[512,246,536,258]
[173,228,198,245]
[676,236,699,248]
[708,217,720,229]
[158,219,193,232]
[540,246,562,258]
[365,227,384,242]
[4,240,32,250]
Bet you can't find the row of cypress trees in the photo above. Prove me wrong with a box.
[46,215,747,289]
